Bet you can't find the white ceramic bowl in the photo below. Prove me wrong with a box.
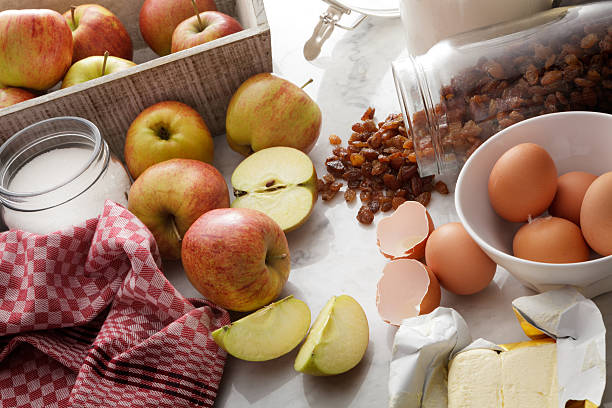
[455,111,612,298]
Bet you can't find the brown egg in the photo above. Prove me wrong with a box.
[376,259,441,326]
[513,216,589,263]
[488,143,557,222]
[549,171,597,226]
[580,171,612,256]
[425,222,496,295]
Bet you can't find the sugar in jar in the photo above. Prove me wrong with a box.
[0,117,131,234]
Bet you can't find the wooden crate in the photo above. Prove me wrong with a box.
[0,0,271,160]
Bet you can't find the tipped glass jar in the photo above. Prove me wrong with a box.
[393,3,612,176]
[0,117,131,234]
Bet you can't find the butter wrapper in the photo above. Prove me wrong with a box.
[389,307,472,408]
[388,288,606,408]
[512,287,606,407]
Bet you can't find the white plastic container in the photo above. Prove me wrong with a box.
[400,0,553,55]
[455,111,612,298]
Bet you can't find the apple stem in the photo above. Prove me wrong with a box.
[101,51,109,76]
[191,0,204,32]
[170,217,182,243]
[70,5,76,25]
[300,79,314,89]
[267,253,288,262]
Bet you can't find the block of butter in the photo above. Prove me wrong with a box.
[448,340,557,408]
[388,288,606,408]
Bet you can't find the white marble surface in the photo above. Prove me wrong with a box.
[165,0,612,406]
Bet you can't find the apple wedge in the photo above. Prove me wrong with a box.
[294,295,369,376]
[212,296,311,361]
[230,147,317,232]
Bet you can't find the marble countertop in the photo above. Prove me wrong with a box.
[165,0,612,406]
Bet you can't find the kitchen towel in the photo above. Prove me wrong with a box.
[0,201,230,408]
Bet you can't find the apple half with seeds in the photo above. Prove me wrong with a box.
[294,295,369,376]
[212,296,311,361]
[230,146,317,232]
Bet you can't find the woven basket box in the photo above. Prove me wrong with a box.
[0,0,272,159]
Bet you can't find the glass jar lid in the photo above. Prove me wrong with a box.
[332,0,399,17]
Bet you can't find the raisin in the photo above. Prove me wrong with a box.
[326,160,345,175]
[381,201,393,212]
[344,189,356,203]
[434,181,449,194]
[361,148,379,161]
[361,107,375,121]
[368,200,381,214]
[356,206,374,225]
[360,190,372,202]
[329,134,341,145]
[415,192,432,207]
[391,197,406,210]
[383,173,400,190]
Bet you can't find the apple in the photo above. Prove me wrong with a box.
[128,158,229,260]
[0,9,73,91]
[231,147,317,232]
[124,101,214,179]
[61,53,136,88]
[64,4,133,64]
[139,0,218,56]
[212,296,311,361]
[0,85,37,109]
[226,73,322,156]
[181,207,290,312]
[171,10,243,53]
[294,295,369,376]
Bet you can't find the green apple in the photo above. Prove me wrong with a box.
[226,73,322,156]
[64,4,132,63]
[181,207,290,312]
[212,296,311,361]
[295,295,369,376]
[124,101,214,179]
[0,9,73,91]
[0,85,37,109]
[61,53,136,88]
[128,158,230,260]
[230,147,317,232]
[171,10,243,53]
[140,0,217,56]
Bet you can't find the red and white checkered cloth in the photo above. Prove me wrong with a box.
[0,201,230,408]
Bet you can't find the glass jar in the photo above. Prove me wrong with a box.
[392,3,612,176]
[0,117,131,234]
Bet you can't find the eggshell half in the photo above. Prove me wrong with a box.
[376,259,441,326]
[376,201,435,260]
[581,171,612,256]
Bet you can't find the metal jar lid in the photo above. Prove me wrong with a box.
[304,0,400,61]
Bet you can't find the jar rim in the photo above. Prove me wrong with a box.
[0,116,102,199]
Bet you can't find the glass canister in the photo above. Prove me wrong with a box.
[392,2,612,176]
[0,117,131,234]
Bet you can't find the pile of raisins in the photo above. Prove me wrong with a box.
[317,107,448,225]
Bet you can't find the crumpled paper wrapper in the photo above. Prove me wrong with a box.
[388,287,606,408]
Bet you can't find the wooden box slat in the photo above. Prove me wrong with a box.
[0,0,271,160]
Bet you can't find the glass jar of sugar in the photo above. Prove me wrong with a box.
[0,117,131,234]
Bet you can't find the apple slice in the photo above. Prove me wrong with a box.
[294,295,369,376]
[212,296,311,361]
[231,147,317,232]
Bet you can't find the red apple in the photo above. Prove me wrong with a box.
[124,101,214,179]
[0,85,37,109]
[0,9,73,91]
[139,0,217,57]
[171,11,243,53]
[128,158,230,260]
[182,208,291,312]
[63,4,133,63]
[226,73,322,155]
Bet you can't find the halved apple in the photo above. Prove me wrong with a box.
[294,295,369,376]
[212,295,311,361]
[230,146,317,232]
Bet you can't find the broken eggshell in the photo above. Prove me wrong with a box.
[376,259,441,326]
[376,201,434,260]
